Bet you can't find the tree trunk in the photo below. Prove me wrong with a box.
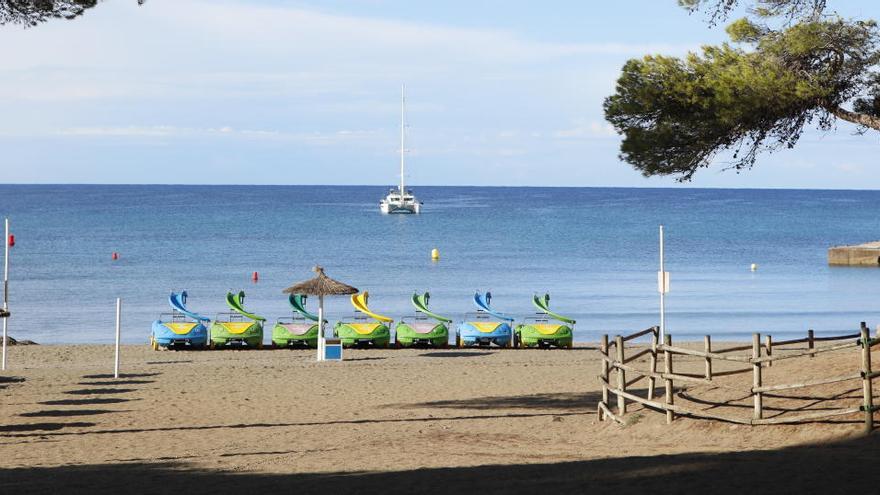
[829,106,880,131]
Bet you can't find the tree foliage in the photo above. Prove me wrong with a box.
[0,0,144,28]
[604,1,879,180]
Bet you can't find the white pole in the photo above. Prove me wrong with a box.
[659,225,666,341]
[114,298,121,378]
[400,84,406,195]
[2,217,8,371]
[317,294,324,361]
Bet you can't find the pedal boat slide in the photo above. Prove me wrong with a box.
[457,292,514,347]
[209,291,265,349]
[272,294,320,348]
[515,293,575,349]
[151,291,210,350]
[334,291,392,348]
[394,292,450,348]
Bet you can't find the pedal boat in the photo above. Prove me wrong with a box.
[272,294,320,348]
[456,292,514,348]
[333,292,392,348]
[515,294,574,349]
[150,291,209,350]
[209,291,265,349]
[395,292,450,348]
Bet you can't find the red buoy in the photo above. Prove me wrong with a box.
[252,271,259,282]
[7,234,13,247]
[112,252,119,261]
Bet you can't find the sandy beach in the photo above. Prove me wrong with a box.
[1,342,877,494]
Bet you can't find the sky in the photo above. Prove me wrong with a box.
[0,0,877,188]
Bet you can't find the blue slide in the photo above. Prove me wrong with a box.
[170,291,211,322]
[456,291,514,348]
[150,290,210,350]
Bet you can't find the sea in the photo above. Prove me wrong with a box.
[1,184,879,345]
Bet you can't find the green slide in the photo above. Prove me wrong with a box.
[210,291,265,349]
[272,294,320,348]
[514,293,574,349]
[394,292,450,348]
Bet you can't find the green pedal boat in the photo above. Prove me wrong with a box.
[395,292,450,348]
[272,294,320,348]
[334,292,392,348]
[515,294,575,349]
[210,291,265,349]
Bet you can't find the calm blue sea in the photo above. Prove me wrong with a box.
[1,185,879,344]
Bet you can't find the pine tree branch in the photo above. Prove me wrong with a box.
[828,105,880,130]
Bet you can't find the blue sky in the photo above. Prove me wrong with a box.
[0,0,877,188]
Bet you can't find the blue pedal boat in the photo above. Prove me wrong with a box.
[456,292,515,348]
[151,291,210,350]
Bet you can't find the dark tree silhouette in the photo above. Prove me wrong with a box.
[604,1,879,180]
[0,0,144,28]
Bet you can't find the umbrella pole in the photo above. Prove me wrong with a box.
[317,294,324,361]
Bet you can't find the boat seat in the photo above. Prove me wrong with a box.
[163,322,199,335]
[410,323,438,334]
[532,324,564,335]
[469,322,501,333]
[349,323,382,335]
[219,322,254,335]
[279,323,314,335]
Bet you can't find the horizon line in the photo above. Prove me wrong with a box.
[0,183,879,192]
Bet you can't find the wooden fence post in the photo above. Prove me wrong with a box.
[615,335,626,415]
[599,334,609,421]
[765,334,773,368]
[753,333,763,420]
[808,329,815,358]
[648,326,658,400]
[704,335,712,380]
[663,334,674,424]
[861,326,874,434]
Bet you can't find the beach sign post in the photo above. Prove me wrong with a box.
[1,217,9,371]
[114,298,122,379]
[658,225,670,341]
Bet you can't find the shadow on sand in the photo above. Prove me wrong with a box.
[400,391,605,411]
[0,422,96,433]
[18,409,126,418]
[63,388,137,396]
[0,432,877,494]
[76,380,155,386]
[38,398,132,406]
[0,375,25,390]
[81,373,161,379]
[419,352,494,358]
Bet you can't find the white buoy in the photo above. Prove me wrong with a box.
[751,263,758,272]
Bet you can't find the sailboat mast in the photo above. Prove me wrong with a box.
[400,84,405,194]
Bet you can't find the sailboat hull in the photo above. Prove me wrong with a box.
[381,202,420,214]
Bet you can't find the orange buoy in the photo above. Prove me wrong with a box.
[252,271,259,282]
[7,234,13,247]
[112,252,119,261]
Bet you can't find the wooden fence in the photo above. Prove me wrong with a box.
[597,324,879,433]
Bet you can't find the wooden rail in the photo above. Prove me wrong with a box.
[598,324,877,431]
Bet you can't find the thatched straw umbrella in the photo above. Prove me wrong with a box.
[283,266,358,360]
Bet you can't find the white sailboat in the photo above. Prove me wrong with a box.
[380,86,422,214]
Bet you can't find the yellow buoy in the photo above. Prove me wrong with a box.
[431,248,440,261]
[750,263,758,272]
